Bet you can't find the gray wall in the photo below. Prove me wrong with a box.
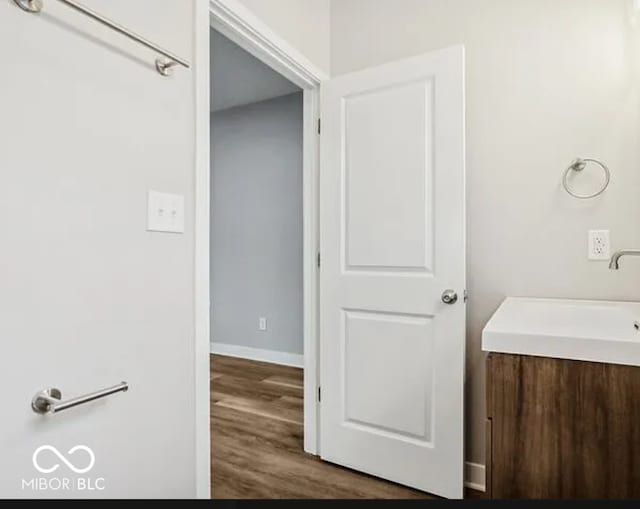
[210,29,300,112]
[331,0,640,466]
[210,93,303,355]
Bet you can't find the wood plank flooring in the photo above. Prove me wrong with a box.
[210,354,479,499]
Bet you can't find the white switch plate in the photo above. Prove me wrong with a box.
[588,230,610,260]
[258,317,267,331]
[147,190,185,233]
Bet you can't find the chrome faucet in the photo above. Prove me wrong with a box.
[609,250,640,270]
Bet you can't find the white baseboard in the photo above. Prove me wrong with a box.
[210,342,304,368]
[464,462,486,492]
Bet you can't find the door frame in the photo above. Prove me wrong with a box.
[195,0,327,497]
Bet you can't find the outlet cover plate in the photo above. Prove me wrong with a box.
[588,230,610,261]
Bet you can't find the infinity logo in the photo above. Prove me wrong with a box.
[32,445,95,474]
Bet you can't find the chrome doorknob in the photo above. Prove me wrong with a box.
[441,290,458,305]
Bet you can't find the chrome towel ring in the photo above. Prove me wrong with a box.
[562,158,610,199]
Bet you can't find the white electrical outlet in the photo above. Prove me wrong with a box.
[588,230,610,261]
[258,317,267,331]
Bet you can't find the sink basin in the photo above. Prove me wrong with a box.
[482,297,640,367]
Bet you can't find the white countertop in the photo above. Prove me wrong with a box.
[482,297,640,367]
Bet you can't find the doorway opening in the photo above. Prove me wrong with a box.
[199,5,324,497]
[208,25,318,498]
[202,0,325,477]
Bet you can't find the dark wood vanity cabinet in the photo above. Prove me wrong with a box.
[486,352,640,499]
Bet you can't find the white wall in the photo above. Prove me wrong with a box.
[211,93,304,357]
[234,0,331,76]
[331,0,640,466]
[1,0,197,497]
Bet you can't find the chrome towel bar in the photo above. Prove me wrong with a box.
[32,382,129,415]
[13,0,190,76]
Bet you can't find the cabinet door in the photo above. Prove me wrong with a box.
[489,353,640,499]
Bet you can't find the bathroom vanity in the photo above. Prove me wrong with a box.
[483,298,640,499]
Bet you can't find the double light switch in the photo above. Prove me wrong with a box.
[147,190,185,234]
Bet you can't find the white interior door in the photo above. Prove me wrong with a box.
[319,45,466,499]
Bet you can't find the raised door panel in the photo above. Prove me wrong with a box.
[343,310,435,443]
[343,80,434,273]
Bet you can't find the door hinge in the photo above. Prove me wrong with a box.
[318,386,321,402]
[317,118,321,135]
[317,252,321,268]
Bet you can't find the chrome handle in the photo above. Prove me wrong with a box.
[441,289,458,305]
[31,382,128,415]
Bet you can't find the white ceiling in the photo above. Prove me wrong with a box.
[210,29,301,112]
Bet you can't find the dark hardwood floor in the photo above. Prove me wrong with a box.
[210,354,482,499]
